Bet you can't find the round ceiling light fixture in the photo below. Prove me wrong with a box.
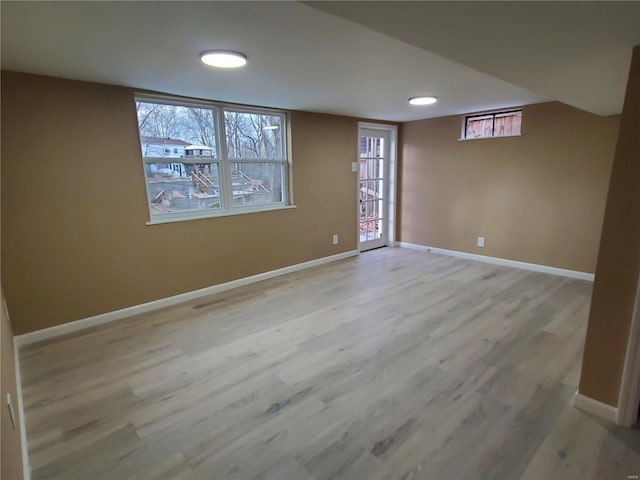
[408,96,438,106]
[200,50,247,68]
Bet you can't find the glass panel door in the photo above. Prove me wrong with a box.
[359,129,389,251]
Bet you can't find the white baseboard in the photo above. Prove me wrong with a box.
[3,299,32,480]
[617,276,640,427]
[14,337,31,480]
[395,242,594,281]
[16,250,359,346]
[574,391,618,422]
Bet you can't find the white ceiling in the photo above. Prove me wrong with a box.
[1,1,637,122]
[309,1,640,116]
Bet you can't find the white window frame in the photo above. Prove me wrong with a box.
[459,108,523,141]
[135,93,294,225]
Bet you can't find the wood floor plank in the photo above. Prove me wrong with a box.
[520,403,610,480]
[19,248,640,480]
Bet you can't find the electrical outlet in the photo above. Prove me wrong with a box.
[477,236,485,248]
[332,234,339,245]
[351,162,358,172]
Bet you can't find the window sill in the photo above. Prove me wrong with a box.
[146,204,297,225]
[458,133,522,141]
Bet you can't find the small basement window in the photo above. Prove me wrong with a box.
[463,109,522,139]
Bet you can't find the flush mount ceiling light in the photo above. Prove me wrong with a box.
[408,96,438,106]
[200,51,247,68]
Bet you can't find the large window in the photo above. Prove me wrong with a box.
[136,96,289,223]
[463,109,522,139]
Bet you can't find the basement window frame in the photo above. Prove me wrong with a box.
[135,93,294,225]
[460,109,523,141]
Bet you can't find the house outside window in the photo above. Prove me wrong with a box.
[136,96,290,223]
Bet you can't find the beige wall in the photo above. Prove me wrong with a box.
[1,72,358,334]
[397,101,619,273]
[1,290,25,480]
[1,84,26,477]
[580,46,640,407]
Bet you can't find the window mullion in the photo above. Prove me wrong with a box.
[216,108,234,211]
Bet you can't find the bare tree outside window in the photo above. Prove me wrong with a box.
[224,111,284,204]
[136,102,218,155]
[186,108,217,150]
[224,111,283,159]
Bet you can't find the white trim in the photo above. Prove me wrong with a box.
[134,91,289,115]
[16,250,359,346]
[146,204,297,225]
[574,391,618,422]
[458,133,522,141]
[14,338,31,480]
[617,273,640,427]
[395,242,594,281]
[3,300,31,480]
[386,125,398,247]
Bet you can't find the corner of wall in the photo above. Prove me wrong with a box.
[1,296,28,480]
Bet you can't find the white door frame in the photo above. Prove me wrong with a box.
[357,122,398,252]
[617,272,640,426]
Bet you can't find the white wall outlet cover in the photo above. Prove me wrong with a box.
[477,236,485,247]
[332,234,339,245]
[351,162,358,172]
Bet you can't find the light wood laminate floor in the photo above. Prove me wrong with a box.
[19,248,640,480]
